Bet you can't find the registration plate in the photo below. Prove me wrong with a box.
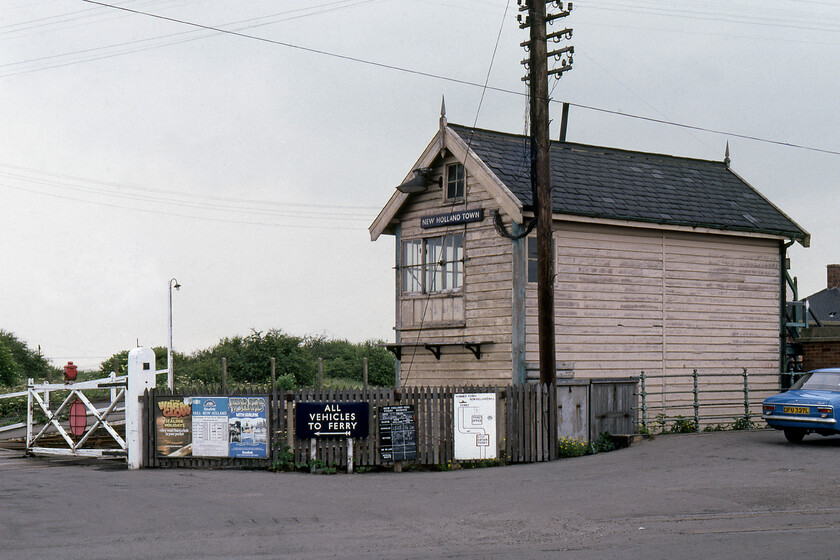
[783,406,810,414]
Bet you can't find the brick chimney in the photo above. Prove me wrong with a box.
[828,264,840,289]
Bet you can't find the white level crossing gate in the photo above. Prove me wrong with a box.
[26,374,128,458]
[25,347,158,467]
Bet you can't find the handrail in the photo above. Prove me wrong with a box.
[637,368,780,431]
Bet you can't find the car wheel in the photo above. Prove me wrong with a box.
[784,428,806,443]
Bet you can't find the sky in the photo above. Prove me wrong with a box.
[1,0,838,371]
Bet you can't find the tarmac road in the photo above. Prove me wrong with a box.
[1,429,838,560]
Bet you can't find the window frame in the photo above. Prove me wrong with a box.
[444,162,465,202]
[527,236,538,283]
[401,233,464,295]
[527,236,554,284]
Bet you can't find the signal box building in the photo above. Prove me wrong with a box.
[369,112,809,403]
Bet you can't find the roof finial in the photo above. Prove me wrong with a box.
[724,141,731,167]
[440,95,447,131]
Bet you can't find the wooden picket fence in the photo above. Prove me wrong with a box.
[143,382,559,468]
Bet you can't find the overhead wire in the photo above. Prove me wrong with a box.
[0,160,381,227]
[0,181,369,230]
[0,161,378,215]
[65,0,840,159]
[400,0,512,388]
[0,0,380,76]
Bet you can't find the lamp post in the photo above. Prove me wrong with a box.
[168,277,181,390]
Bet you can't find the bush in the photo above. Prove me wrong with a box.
[0,342,18,387]
[304,336,395,387]
[0,331,57,386]
[591,431,616,453]
[99,330,396,390]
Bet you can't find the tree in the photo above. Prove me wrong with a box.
[99,347,169,377]
[304,336,395,387]
[175,330,315,387]
[0,341,18,387]
[0,330,56,384]
[361,340,396,387]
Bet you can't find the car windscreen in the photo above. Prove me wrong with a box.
[794,371,840,392]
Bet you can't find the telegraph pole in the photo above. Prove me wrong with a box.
[519,1,573,385]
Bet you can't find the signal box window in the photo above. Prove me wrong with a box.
[446,163,465,201]
[401,234,463,294]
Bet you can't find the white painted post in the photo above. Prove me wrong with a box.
[26,378,33,451]
[310,438,317,473]
[110,370,117,403]
[347,438,354,474]
[126,347,157,470]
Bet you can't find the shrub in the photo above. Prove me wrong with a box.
[590,431,616,453]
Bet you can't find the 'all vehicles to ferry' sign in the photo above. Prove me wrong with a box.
[295,402,370,439]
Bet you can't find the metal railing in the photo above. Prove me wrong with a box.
[637,369,781,432]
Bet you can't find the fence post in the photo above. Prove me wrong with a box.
[639,371,647,431]
[221,357,227,393]
[110,370,117,403]
[743,368,750,421]
[363,357,368,392]
[692,369,699,431]
[317,358,323,390]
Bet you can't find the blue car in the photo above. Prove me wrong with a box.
[762,368,840,443]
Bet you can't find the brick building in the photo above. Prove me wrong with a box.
[798,265,840,370]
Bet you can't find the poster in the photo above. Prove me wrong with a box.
[155,396,192,457]
[192,397,229,457]
[453,393,497,460]
[154,395,269,459]
[228,396,268,458]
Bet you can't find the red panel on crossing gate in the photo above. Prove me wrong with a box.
[69,398,86,437]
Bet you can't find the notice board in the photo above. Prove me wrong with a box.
[453,393,497,460]
[154,395,268,459]
[378,405,417,462]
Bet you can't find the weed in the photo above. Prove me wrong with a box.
[269,445,295,472]
[558,437,589,458]
[590,432,616,453]
[731,416,757,430]
[702,424,725,432]
[668,416,697,434]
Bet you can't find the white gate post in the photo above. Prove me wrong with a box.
[26,378,33,451]
[126,347,157,470]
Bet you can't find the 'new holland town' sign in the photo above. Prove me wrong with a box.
[420,208,484,229]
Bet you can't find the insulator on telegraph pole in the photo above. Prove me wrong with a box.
[518,0,574,386]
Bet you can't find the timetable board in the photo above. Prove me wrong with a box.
[378,405,417,462]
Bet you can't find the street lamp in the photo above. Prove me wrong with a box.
[168,278,181,390]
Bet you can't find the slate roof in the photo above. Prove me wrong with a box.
[449,124,808,242]
[805,287,840,325]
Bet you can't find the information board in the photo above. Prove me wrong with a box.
[453,393,497,460]
[378,405,417,462]
[192,397,229,457]
[154,395,268,459]
[295,402,369,439]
